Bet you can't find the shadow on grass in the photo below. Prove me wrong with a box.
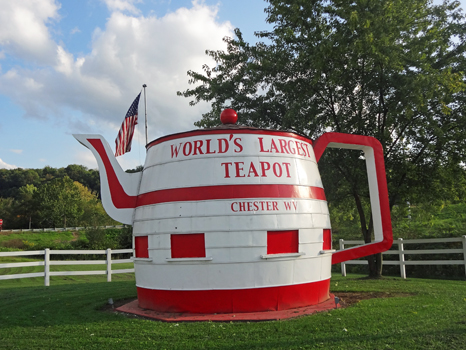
[0,280,137,328]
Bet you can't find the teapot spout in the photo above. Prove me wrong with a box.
[73,134,142,224]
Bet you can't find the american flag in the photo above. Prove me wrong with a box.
[115,93,141,157]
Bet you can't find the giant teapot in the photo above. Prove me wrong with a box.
[74,109,392,314]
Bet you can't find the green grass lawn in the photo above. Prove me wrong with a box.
[0,274,464,349]
[0,230,78,245]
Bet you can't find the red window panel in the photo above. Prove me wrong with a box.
[135,236,149,258]
[267,230,299,254]
[323,229,332,250]
[171,233,206,258]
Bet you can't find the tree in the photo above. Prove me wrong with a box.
[65,165,101,195]
[73,181,117,227]
[0,168,40,199]
[0,166,117,229]
[126,165,144,173]
[32,176,83,228]
[17,184,37,229]
[178,0,466,276]
[0,165,101,203]
[0,197,19,229]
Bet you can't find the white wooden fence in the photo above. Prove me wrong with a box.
[1,236,465,285]
[339,236,466,279]
[0,248,134,286]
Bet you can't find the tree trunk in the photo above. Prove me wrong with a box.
[366,252,383,278]
[354,192,383,277]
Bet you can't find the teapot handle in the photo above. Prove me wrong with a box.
[312,132,393,264]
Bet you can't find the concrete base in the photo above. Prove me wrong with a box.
[115,294,340,322]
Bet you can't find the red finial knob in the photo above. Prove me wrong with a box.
[220,108,238,124]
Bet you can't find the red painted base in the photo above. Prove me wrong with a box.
[116,294,339,322]
[136,279,330,314]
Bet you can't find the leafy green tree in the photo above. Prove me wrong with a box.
[0,169,40,199]
[17,184,37,229]
[65,164,101,195]
[74,181,118,227]
[40,166,65,182]
[0,165,100,202]
[179,0,466,276]
[0,166,117,229]
[32,176,83,228]
[125,165,144,173]
[0,197,19,229]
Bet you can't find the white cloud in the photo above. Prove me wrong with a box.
[0,158,18,169]
[0,0,234,139]
[0,0,60,65]
[9,149,23,154]
[70,27,80,35]
[102,0,142,14]
[74,150,98,170]
[55,45,74,76]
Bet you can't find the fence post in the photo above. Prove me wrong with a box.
[462,235,466,278]
[106,248,112,282]
[339,239,346,277]
[44,248,50,287]
[398,238,406,279]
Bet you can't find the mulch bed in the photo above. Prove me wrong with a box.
[335,291,414,307]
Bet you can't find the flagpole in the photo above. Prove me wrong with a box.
[143,84,148,147]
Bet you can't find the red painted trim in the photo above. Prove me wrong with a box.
[137,279,330,313]
[323,229,332,250]
[147,128,313,150]
[88,139,138,209]
[137,184,326,207]
[135,236,149,258]
[267,230,299,254]
[171,233,206,258]
[312,133,393,264]
[313,132,381,163]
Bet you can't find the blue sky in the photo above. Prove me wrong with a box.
[0,0,463,171]
[0,0,273,170]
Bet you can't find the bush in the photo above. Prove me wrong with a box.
[83,227,133,250]
[0,239,27,250]
[0,247,20,252]
[85,228,110,249]
[69,237,89,250]
[118,227,133,249]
